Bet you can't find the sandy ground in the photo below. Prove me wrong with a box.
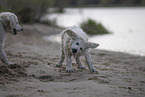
[0,24,145,97]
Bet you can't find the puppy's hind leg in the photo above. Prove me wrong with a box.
[56,50,65,67]
[0,49,11,65]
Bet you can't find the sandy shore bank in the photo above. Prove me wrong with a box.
[0,24,145,97]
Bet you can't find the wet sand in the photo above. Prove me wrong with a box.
[0,24,145,97]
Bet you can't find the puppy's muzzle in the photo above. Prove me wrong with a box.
[13,28,23,35]
[72,48,77,54]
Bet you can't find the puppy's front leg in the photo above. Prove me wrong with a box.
[0,49,11,65]
[75,56,85,69]
[66,53,74,72]
[85,50,96,72]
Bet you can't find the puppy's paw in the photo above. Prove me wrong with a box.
[78,65,86,69]
[8,63,21,69]
[89,67,97,72]
[6,62,12,65]
[66,68,74,72]
[9,63,16,65]
[55,63,62,67]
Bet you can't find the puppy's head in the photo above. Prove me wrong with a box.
[66,29,99,56]
[1,12,23,35]
[71,38,86,55]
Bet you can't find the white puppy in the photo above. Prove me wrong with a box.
[56,26,99,72]
[0,12,23,65]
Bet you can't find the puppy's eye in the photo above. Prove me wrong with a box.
[76,42,79,45]
[80,48,83,50]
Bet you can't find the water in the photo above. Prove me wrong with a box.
[43,7,145,56]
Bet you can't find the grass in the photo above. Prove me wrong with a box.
[80,19,111,35]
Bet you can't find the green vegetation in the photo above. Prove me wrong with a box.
[80,19,111,35]
[0,0,54,23]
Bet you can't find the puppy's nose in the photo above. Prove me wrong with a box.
[72,48,77,54]
[21,28,23,31]
[13,28,16,32]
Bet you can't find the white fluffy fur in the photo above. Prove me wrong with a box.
[56,26,99,72]
[0,12,22,65]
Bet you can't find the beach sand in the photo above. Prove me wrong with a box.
[0,24,145,97]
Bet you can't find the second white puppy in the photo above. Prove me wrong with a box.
[0,12,23,65]
[56,26,99,72]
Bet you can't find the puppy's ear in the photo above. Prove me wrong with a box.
[87,42,99,48]
[6,15,15,30]
[66,29,79,40]
[7,20,11,29]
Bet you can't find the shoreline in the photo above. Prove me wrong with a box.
[0,23,145,97]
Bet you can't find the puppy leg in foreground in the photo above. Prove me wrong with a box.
[56,51,65,67]
[85,51,96,72]
[75,57,85,69]
[0,49,11,65]
[66,54,74,72]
